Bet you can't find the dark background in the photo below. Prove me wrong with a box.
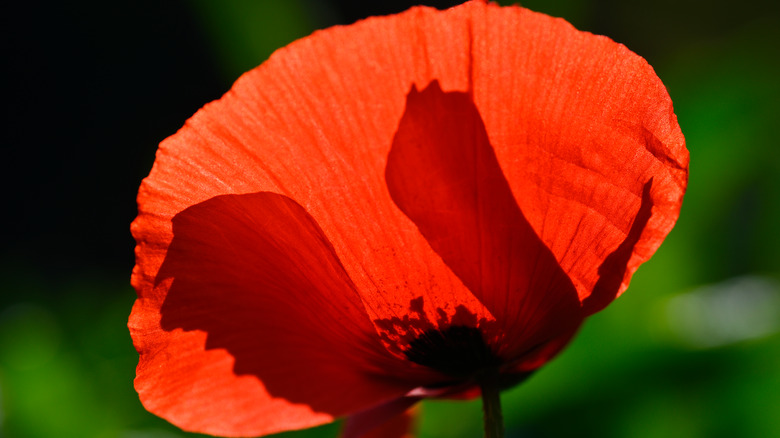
[2,1,779,437]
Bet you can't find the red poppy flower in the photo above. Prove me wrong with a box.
[130,1,688,437]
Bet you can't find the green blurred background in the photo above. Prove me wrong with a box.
[2,1,778,437]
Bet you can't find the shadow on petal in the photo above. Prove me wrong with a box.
[156,192,410,417]
[342,396,421,438]
[386,80,583,359]
[583,178,655,315]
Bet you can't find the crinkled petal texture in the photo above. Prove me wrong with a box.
[130,1,687,437]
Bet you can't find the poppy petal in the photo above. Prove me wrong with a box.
[359,407,418,438]
[386,81,583,358]
[342,397,420,438]
[131,192,421,436]
[468,5,688,308]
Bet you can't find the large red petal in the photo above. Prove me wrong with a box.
[386,81,583,359]
[131,192,426,436]
[469,5,688,308]
[342,397,420,438]
[358,407,418,438]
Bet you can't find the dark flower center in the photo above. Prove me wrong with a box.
[404,325,501,378]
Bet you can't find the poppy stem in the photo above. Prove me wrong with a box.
[479,371,505,438]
